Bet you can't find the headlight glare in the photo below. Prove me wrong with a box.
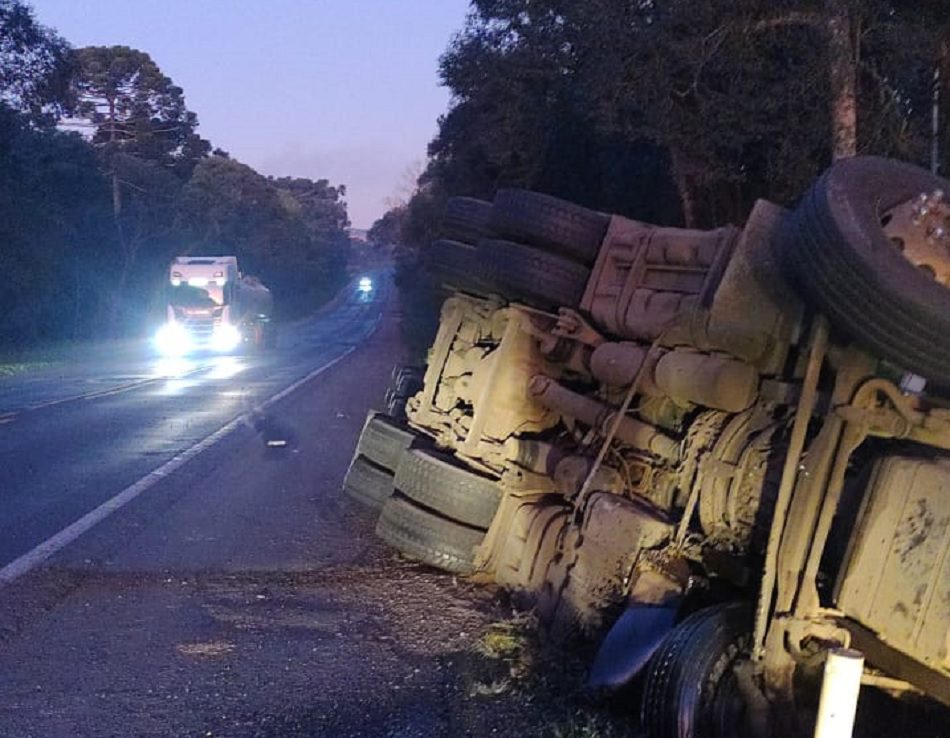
[154,323,192,356]
[211,324,241,353]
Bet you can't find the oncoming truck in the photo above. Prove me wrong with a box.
[153,256,274,356]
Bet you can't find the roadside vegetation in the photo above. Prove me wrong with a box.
[369,0,950,351]
[0,0,350,352]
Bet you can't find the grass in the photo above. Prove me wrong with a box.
[545,711,631,738]
[474,616,535,661]
[0,336,146,378]
[0,361,53,377]
[465,611,638,738]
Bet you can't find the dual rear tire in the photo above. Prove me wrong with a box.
[343,416,503,576]
[429,190,610,310]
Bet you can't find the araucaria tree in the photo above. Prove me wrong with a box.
[71,46,210,212]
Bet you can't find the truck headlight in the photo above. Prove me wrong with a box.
[211,324,241,353]
[154,323,192,356]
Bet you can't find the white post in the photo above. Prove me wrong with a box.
[814,648,865,738]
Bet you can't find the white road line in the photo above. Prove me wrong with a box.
[0,343,362,586]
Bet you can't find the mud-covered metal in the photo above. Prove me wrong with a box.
[882,189,950,287]
[836,456,950,673]
[365,165,950,723]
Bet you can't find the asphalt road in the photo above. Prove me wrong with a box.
[0,274,386,573]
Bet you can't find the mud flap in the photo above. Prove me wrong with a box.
[587,567,686,690]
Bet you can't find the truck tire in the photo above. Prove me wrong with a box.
[474,238,591,310]
[784,156,950,384]
[490,189,610,265]
[394,448,502,529]
[426,239,485,294]
[376,494,485,574]
[355,414,418,472]
[427,238,590,309]
[440,197,493,244]
[343,456,394,509]
[384,368,424,421]
[641,603,753,738]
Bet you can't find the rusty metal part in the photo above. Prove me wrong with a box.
[654,350,759,413]
[835,377,950,451]
[573,337,669,518]
[460,309,558,458]
[672,410,732,528]
[882,189,950,288]
[842,618,950,706]
[552,307,606,347]
[408,296,562,470]
[478,494,569,590]
[528,375,680,461]
[761,348,876,697]
[589,341,654,387]
[552,455,625,498]
[547,492,672,636]
[859,672,925,697]
[659,200,802,373]
[502,437,561,476]
[754,317,830,663]
[695,409,786,553]
[588,342,759,414]
[795,374,950,620]
[581,215,739,341]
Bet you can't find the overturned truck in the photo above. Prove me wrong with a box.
[344,156,950,735]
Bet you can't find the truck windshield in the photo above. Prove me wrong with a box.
[168,283,227,308]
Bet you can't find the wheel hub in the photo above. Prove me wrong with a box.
[881,189,950,288]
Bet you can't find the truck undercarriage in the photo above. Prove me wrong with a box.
[345,157,950,736]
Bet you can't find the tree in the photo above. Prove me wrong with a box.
[71,46,209,175]
[419,1,950,231]
[0,104,119,344]
[66,46,210,329]
[0,0,73,124]
[368,206,407,247]
[178,156,350,316]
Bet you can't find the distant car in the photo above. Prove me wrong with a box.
[358,277,373,293]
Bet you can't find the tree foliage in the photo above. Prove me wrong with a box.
[394,0,950,236]
[0,0,72,123]
[367,205,407,247]
[178,157,350,316]
[377,0,950,359]
[0,1,351,348]
[71,45,210,174]
[0,104,118,344]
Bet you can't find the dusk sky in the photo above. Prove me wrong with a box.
[29,0,472,228]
